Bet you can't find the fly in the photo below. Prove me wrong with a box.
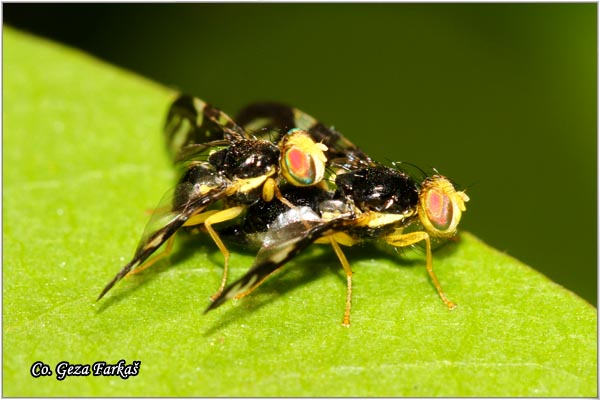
[98,95,330,301]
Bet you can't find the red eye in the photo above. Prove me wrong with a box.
[418,175,468,237]
[279,129,327,187]
[284,147,316,185]
[425,189,452,231]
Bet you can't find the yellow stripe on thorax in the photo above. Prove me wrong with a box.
[354,210,410,228]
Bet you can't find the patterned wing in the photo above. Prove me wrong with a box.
[236,102,373,168]
[205,206,351,312]
[164,94,247,163]
[98,163,230,300]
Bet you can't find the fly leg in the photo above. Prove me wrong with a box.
[125,208,223,278]
[384,231,456,310]
[196,206,245,301]
[329,238,353,327]
[262,177,295,208]
[124,206,244,298]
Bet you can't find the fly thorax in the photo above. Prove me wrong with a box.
[335,166,419,214]
[219,140,280,179]
[173,163,226,208]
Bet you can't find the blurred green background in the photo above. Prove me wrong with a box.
[5,3,596,305]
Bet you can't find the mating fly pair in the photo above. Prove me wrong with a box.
[98,94,469,326]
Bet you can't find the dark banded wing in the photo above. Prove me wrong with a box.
[172,139,230,165]
[97,163,230,300]
[164,94,247,163]
[205,208,351,312]
[236,102,373,167]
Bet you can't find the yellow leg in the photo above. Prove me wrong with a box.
[184,209,220,227]
[262,177,294,208]
[262,177,276,202]
[201,206,245,301]
[271,179,296,209]
[329,237,353,327]
[126,235,176,277]
[230,235,354,326]
[126,207,238,279]
[231,237,354,327]
[385,231,456,310]
[315,231,356,246]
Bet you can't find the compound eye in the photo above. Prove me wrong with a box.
[424,187,453,232]
[419,176,468,237]
[280,129,327,187]
[284,147,317,185]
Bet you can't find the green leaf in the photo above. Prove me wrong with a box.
[3,27,596,397]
